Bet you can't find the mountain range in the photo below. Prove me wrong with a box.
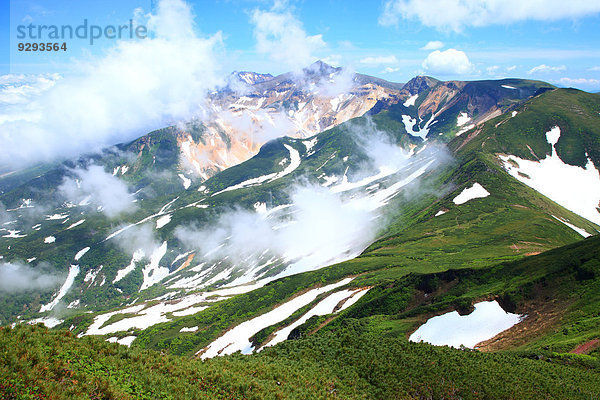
[1,61,600,398]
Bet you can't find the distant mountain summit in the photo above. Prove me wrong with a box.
[231,71,274,85]
[303,60,341,77]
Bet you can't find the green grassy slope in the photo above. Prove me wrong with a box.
[2,322,599,400]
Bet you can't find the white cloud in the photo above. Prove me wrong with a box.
[421,41,444,50]
[251,7,326,72]
[379,0,600,31]
[588,66,600,71]
[0,0,225,169]
[59,165,137,218]
[506,65,517,72]
[422,49,475,75]
[556,77,600,88]
[382,67,401,74]
[528,64,567,74]
[359,55,399,65]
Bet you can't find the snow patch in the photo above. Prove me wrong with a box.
[552,215,591,238]
[45,213,69,220]
[29,317,63,328]
[74,247,90,261]
[140,242,169,290]
[212,144,301,196]
[2,230,26,238]
[403,94,418,107]
[156,214,172,229]
[409,300,523,348]
[456,124,475,136]
[114,250,144,283]
[453,183,490,205]
[84,265,102,285]
[44,236,56,243]
[178,174,191,190]
[66,219,85,230]
[262,288,363,349]
[456,112,471,127]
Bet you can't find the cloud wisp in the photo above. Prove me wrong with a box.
[0,0,224,169]
[379,0,600,32]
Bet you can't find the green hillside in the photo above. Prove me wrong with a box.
[3,235,600,399]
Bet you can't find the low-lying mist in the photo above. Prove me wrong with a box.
[0,261,64,293]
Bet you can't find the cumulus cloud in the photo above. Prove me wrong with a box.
[0,0,224,169]
[59,165,137,218]
[422,49,475,75]
[251,6,326,72]
[528,64,567,74]
[359,55,399,65]
[0,261,64,293]
[421,41,444,51]
[379,0,600,31]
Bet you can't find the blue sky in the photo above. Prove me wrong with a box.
[2,0,600,90]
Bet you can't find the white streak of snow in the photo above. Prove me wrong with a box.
[40,265,80,313]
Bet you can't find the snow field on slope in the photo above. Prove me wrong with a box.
[409,300,523,348]
[199,278,354,359]
[499,126,600,226]
[261,288,370,349]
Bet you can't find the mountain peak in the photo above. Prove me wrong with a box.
[304,60,341,76]
[403,75,439,94]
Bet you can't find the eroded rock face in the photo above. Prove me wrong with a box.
[172,64,404,180]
